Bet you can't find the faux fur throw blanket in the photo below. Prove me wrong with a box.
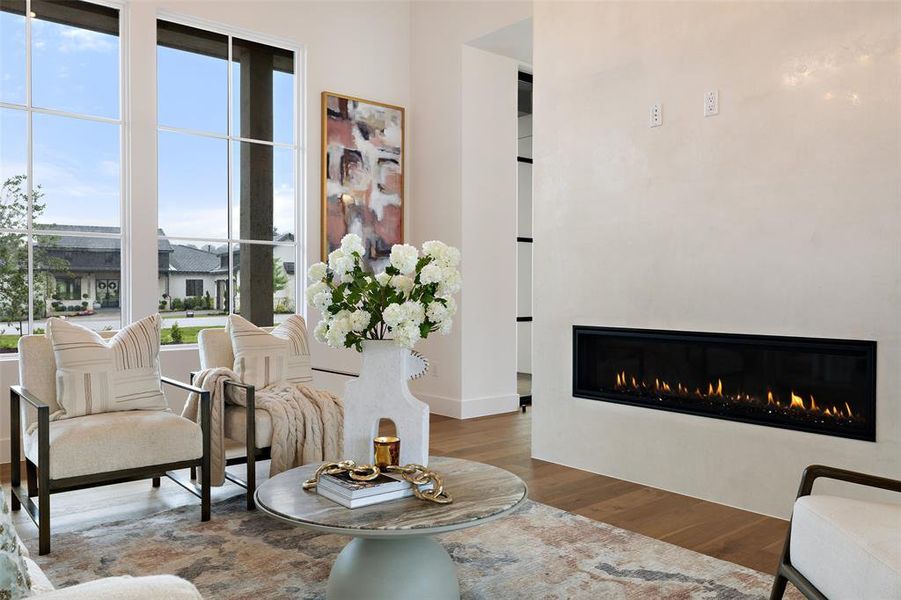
[182,367,344,486]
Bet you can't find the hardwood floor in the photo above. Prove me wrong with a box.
[2,410,787,575]
[428,412,787,575]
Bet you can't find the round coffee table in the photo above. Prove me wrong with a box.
[254,455,527,600]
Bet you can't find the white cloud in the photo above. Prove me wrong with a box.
[58,28,115,54]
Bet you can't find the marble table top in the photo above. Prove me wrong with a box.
[254,456,528,538]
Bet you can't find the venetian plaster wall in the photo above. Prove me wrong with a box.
[530,1,901,517]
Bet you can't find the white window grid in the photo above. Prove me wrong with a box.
[0,0,127,334]
[155,13,304,321]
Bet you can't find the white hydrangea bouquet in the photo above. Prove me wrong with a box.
[306,234,461,351]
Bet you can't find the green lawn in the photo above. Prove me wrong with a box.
[161,325,221,345]
[0,334,19,352]
[1,326,224,350]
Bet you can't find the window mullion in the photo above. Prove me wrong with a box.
[25,0,34,335]
[227,34,234,315]
[118,0,128,325]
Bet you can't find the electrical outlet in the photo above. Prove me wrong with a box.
[704,90,719,116]
[649,103,662,128]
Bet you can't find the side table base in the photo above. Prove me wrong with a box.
[327,536,460,600]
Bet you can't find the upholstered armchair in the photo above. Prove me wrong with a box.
[770,464,901,599]
[9,333,211,555]
[195,328,261,509]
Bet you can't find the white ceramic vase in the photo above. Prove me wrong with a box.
[343,340,430,467]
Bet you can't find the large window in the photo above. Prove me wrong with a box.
[156,19,298,344]
[0,0,123,352]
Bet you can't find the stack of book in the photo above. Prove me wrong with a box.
[317,471,432,509]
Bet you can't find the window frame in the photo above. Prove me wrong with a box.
[155,12,306,335]
[0,0,128,347]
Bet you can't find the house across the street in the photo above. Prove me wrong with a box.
[35,226,295,315]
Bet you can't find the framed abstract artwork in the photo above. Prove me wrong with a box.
[321,92,404,272]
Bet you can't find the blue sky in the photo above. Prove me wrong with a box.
[0,10,296,240]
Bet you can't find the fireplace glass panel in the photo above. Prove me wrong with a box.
[573,327,876,441]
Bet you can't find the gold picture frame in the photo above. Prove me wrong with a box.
[321,92,405,272]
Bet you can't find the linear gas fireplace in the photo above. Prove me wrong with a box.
[573,326,876,441]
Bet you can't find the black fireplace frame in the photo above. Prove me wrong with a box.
[572,326,877,442]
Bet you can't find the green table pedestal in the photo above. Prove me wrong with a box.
[327,536,459,600]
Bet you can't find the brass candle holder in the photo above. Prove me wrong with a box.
[373,436,400,469]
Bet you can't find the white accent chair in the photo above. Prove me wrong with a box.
[197,327,264,509]
[10,333,211,555]
[771,465,901,599]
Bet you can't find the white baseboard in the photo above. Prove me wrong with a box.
[414,392,463,418]
[414,392,519,420]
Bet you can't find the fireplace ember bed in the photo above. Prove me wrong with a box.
[573,326,876,441]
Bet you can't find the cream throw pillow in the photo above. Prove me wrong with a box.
[47,314,168,419]
[227,314,313,388]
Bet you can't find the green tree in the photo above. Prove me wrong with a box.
[169,321,183,344]
[273,258,289,293]
[0,175,69,336]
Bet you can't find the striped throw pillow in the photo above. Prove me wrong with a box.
[47,314,168,418]
[227,314,313,389]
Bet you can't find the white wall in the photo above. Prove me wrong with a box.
[531,1,901,518]
[408,1,531,417]
[0,0,412,462]
[459,45,520,417]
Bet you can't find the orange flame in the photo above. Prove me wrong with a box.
[611,372,856,421]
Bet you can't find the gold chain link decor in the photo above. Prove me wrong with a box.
[303,460,453,504]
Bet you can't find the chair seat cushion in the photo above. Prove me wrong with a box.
[224,405,272,449]
[25,411,202,479]
[791,494,901,599]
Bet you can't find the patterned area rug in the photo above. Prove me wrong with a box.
[35,496,795,599]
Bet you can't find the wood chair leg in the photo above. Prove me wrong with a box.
[10,463,21,511]
[38,467,50,555]
[245,385,257,511]
[151,477,161,488]
[10,391,21,510]
[246,450,256,510]
[37,404,51,555]
[26,461,37,498]
[769,570,788,600]
[201,462,211,522]
[200,388,211,522]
